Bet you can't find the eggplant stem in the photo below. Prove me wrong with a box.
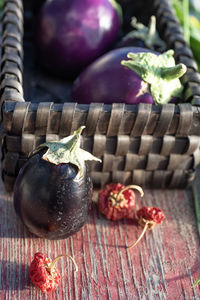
[47,254,78,274]
[127,222,149,249]
[148,16,156,38]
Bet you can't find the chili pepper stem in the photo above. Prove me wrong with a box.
[109,184,144,207]
[117,185,144,199]
[127,222,149,249]
[46,254,78,274]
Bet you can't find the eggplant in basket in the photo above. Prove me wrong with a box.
[35,0,122,77]
[116,16,166,51]
[71,47,187,105]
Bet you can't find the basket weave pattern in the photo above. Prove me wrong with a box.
[1,0,200,191]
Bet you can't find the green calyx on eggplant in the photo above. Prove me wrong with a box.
[121,49,187,105]
[72,48,187,105]
[13,126,101,240]
[116,16,166,51]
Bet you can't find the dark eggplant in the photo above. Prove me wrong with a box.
[13,127,101,239]
[116,16,166,52]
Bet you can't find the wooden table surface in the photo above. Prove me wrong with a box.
[1,168,200,300]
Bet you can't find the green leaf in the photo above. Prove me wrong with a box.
[192,183,200,238]
[193,274,200,288]
[170,0,200,70]
[190,0,200,20]
[183,0,190,44]
[190,15,200,30]
[190,29,200,66]
[171,0,184,24]
[37,126,101,177]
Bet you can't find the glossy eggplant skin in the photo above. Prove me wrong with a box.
[13,151,93,239]
[36,0,120,78]
[71,47,156,105]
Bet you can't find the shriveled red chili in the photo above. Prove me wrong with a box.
[98,183,144,221]
[29,252,78,293]
[127,206,165,249]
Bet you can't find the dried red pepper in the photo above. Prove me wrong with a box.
[98,183,144,221]
[127,206,165,249]
[29,252,78,293]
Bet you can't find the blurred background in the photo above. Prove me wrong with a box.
[171,0,200,71]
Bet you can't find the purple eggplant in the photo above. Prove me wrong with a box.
[71,47,187,105]
[13,127,101,240]
[36,0,121,77]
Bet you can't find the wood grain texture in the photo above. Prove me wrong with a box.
[1,172,200,299]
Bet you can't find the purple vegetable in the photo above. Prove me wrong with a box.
[13,127,101,239]
[72,47,152,104]
[36,0,121,77]
[71,47,187,105]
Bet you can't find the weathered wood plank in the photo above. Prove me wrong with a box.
[0,173,200,299]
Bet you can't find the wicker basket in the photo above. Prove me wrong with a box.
[1,0,200,192]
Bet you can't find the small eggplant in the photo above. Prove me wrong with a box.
[116,16,166,51]
[71,47,187,105]
[13,127,101,239]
